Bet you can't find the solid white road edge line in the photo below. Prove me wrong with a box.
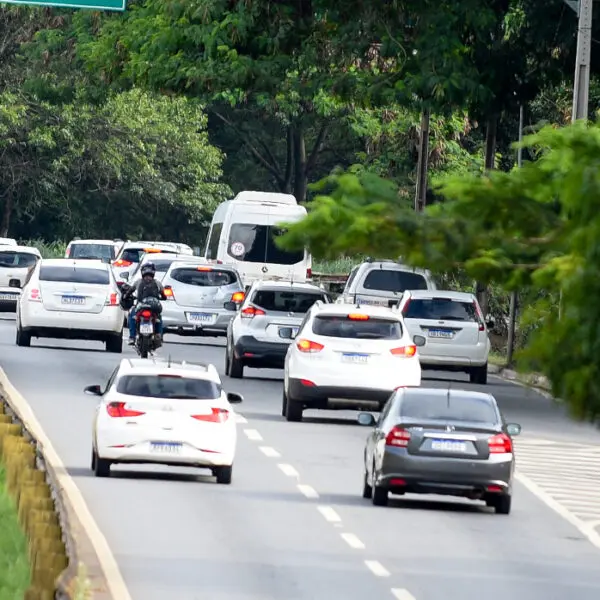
[317,505,341,523]
[297,484,319,498]
[259,446,281,458]
[391,589,417,600]
[340,532,365,549]
[0,368,133,600]
[365,560,390,577]
[243,428,263,441]
[515,471,600,549]
[277,463,299,477]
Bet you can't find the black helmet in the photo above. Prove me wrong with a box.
[141,263,156,277]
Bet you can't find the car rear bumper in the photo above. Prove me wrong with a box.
[418,344,489,368]
[235,335,290,368]
[0,289,19,312]
[21,304,123,334]
[162,304,234,336]
[97,443,234,467]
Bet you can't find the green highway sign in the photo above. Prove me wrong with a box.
[0,0,125,10]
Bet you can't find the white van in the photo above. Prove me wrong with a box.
[204,191,311,284]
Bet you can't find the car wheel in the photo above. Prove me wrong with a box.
[106,334,123,354]
[285,395,303,422]
[362,469,373,499]
[469,363,488,385]
[494,494,511,515]
[281,387,288,416]
[93,451,111,478]
[215,465,233,484]
[91,448,97,470]
[15,326,31,347]
[224,342,231,376]
[229,352,244,379]
[372,484,389,506]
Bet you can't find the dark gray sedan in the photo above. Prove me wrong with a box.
[358,387,521,514]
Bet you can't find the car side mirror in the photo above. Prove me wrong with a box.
[223,301,238,311]
[278,327,297,340]
[357,412,376,426]
[227,392,243,404]
[506,423,521,437]
[413,334,426,347]
[84,384,102,396]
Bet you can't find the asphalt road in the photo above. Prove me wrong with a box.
[1,314,600,600]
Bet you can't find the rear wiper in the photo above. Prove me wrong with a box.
[169,394,202,399]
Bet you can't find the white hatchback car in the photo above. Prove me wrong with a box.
[86,358,243,483]
[16,259,124,352]
[282,302,425,421]
[399,290,492,384]
[0,245,41,312]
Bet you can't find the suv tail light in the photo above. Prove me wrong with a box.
[390,345,417,357]
[488,433,513,454]
[401,298,410,315]
[29,288,42,302]
[386,426,411,447]
[113,259,132,268]
[306,267,312,279]
[473,300,485,331]
[163,285,174,300]
[296,339,324,353]
[241,306,266,318]
[106,402,145,418]
[231,292,245,303]
[191,408,229,423]
[105,292,118,306]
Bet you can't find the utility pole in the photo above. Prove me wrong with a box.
[414,109,430,212]
[567,0,593,121]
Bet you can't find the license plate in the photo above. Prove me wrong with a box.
[279,326,299,336]
[187,313,215,324]
[428,329,454,339]
[61,295,85,305]
[0,293,17,301]
[431,439,468,452]
[150,442,182,454]
[139,322,153,334]
[342,353,369,364]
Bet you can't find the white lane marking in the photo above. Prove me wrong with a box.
[365,560,390,577]
[259,446,281,458]
[278,463,299,477]
[391,589,416,600]
[235,414,248,424]
[297,484,319,498]
[0,368,133,600]
[317,505,341,523]
[341,532,365,549]
[244,428,263,441]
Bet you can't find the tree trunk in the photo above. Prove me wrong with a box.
[414,109,430,212]
[292,125,308,202]
[283,126,294,194]
[0,196,13,237]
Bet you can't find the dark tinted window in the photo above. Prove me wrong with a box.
[227,224,304,265]
[206,222,223,260]
[171,267,237,287]
[404,298,478,322]
[147,259,175,273]
[312,315,402,339]
[70,244,114,260]
[39,266,110,285]
[120,248,144,263]
[252,290,325,313]
[0,251,39,268]
[116,375,221,399]
[399,393,498,423]
[363,269,428,293]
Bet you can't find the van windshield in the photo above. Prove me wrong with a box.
[227,224,304,265]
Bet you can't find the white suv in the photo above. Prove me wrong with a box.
[281,302,425,421]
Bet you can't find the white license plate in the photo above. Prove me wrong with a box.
[187,313,215,324]
[428,329,454,339]
[61,295,85,305]
[431,440,468,452]
[139,322,153,334]
[342,353,369,364]
[150,442,182,454]
[0,293,17,301]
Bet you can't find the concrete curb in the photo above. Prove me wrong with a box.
[488,364,554,397]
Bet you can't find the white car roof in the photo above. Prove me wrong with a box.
[117,358,220,382]
[405,290,476,302]
[123,241,176,250]
[253,280,324,292]
[41,258,110,270]
[0,245,41,256]
[315,302,402,319]
[68,239,116,246]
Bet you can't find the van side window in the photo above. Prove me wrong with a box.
[206,223,223,260]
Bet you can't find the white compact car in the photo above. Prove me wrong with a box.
[112,241,179,284]
[0,245,41,312]
[282,302,425,421]
[399,290,492,384]
[16,259,124,352]
[86,358,243,482]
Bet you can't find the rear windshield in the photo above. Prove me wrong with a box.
[362,269,428,293]
[69,244,114,260]
[312,315,402,339]
[227,223,304,265]
[120,248,144,263]
[399,393,498,423]
[404,298,478,322]
[170,268,237,287]
[116,375,221,399]
[143,259,175,273]
[39,266,110,285]
[0,251,38,268]
[252,289,325,313]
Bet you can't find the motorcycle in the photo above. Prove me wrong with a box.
[134,297,163,358]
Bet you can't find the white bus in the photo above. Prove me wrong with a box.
[204,191,311,285]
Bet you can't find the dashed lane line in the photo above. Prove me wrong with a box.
[365,560,391,577]
[277,463,300,478]
[391,589,417,600]
[297,484,319,498]
[243,428,263,441]
[259,446,281,457]
[341,533,365,549]
[317,505,342,523]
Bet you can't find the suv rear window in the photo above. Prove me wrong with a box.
[404,298,478,322]
[227,223,304,265]
[116,375,221,399]
[312,315,402,339]
[399,393,497,423]
[0,251,38,268]
[363,269,428,293]
[170,268,237,287]
[70,244,115,260]
[39,266,110,285]
[252,290,325,313]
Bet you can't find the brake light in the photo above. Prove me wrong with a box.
[473,300,485,331]
[196,266,212,271]
[390,345,417,357]
[191,408,229,423]
[401,298,410,315]
[113,259,132,268]
[241,306,266,318]
[231,292,245,303]
[106,402,145,418]
[106,293,118,306]
[29,288,42,302]
[348,313,369,320]
[488,433,513,454]
[138,309,152,319]
[386,426,411,447]
[296,339,324,353]
[65,247,71,258]
[163,286,174,299]
[306,267,312,279]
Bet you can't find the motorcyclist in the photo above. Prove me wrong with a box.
[122,262,166,345]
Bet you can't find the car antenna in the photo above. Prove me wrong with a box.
[446,382,451,407]
[167,354,172,368]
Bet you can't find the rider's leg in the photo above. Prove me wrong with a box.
[128,308,137,343]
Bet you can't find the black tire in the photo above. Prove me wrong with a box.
[285,398,303,422]
[91,448,96,470]
[15,326,31,347]
[372,485,389,506]
[93,449,111,477]
[362,469,373,499]
[469,363,488,385]
[494,494,512,515]
[229,353,244,379]
[106,334,123,354]
[224,344,231,376]
[138,336,151,359]
[281,387,288,416]
[215,465,232,484]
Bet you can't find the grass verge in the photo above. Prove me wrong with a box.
[0,464,30,599]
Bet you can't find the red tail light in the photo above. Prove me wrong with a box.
[231,292,245,303]
[473,300,485,331]
[488,433,513,454]
[306,267,312,279]
[191,408,229,423]
[241,306,266,318]
[401,298,411,315]
[65,247,71,258]
[390,345,417,357]
[106,292,118,306]
[163,286,174,299]
[386,426,411,447]
[138,309,152,319]
[347,313,369,320]
[296,339,324,353]
[113,259,132,268]
[106,402,145,418]
[29,288,42,302]
[300,379,315,387]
